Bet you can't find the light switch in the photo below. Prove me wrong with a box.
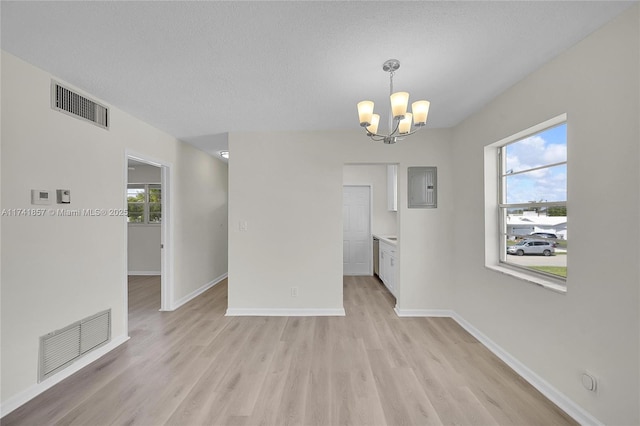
[239,221,248,231]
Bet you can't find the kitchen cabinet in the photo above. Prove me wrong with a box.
[387,165,398,211]
[378,240,397,297]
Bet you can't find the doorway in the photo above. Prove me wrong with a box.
[125,153,172,334]
[343,185,372,275]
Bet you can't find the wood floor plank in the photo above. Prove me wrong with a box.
[1,275,578,426]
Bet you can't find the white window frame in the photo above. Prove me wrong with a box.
[127,183,161,225]
[484,113,567,293]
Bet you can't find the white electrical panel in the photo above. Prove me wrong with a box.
[408,166,437,209]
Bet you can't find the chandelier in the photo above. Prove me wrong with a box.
[357,59,430,144]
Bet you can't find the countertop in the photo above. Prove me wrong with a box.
[373,234,398,246]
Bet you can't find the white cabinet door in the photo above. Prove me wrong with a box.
[387,165,398,211]
[378,241,397,297]
[379,248,386,283]
[388,254,396,296]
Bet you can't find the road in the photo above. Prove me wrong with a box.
[506,252,567,267]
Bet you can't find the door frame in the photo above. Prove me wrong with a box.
[342,184,373,276]
[124,151,174,334]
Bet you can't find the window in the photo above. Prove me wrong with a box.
[127,184,161,224]
[499,119,567,281]
[484,114,567,291]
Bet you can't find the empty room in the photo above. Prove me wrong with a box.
[1,1,639,425]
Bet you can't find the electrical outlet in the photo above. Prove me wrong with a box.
[290,287,298,297]
[581,372,597,392]
[239,221,248,231]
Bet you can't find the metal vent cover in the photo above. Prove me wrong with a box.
[51,81,109,129]
[39,309,111,382]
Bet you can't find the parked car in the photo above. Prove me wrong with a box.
[507,239,555,256]
[529,232,558,239]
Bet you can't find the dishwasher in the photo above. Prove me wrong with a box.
[373,236,380,277]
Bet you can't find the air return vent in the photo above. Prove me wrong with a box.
[51,81,109,129]
[39,309,111,382]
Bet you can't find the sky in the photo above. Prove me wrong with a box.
[505,123,567,205]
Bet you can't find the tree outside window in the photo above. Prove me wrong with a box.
[127,184,161,224]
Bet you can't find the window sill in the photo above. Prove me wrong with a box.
[485,263,567,294]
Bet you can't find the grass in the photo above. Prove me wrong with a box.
[529,266,567,278]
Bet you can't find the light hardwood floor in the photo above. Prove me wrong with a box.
[3,275,576,426]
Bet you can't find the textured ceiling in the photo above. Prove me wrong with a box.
[1,1,635,154]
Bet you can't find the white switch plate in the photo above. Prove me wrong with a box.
[239,221,248,231]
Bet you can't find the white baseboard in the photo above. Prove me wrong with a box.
[389,308,602,425]
[450,313,603,426]
[127,270,161,276]
[171,273,227,311]
[394,308,454,317]
[226,308,346,317]
[0,334,130,418]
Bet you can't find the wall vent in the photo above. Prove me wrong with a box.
[39,309,111,382]
[51,81,109,129]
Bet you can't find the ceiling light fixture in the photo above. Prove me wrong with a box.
[219,150,229,159]
[357,59,430,144]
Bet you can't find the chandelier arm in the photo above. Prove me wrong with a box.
[400,125,426,137]
[368,134,387,142]
[365,118,400,140]
[388,118,401,137]
[364,128,385,139]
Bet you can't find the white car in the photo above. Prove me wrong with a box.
[507,239,555,256]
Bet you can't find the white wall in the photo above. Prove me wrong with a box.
[451,6,639,425]
[343,164,397,236]
[128,226,161,275]
[128,163,161,183]
[0,51,229,406]
[173,142,228,296]
[128,164,161,274]
[228,128,453,314]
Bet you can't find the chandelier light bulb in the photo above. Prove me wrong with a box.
[390,92,409,119]
[411,100,430,126]
[399,113,412,134]
[367,114,380,135]
[357,101,374,126]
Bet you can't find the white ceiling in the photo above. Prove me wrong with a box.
[1,1,635,155]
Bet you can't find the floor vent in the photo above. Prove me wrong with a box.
[51,81,109,129]
[39,309,111,382]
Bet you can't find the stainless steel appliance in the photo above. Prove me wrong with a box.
[373,236,380,277]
